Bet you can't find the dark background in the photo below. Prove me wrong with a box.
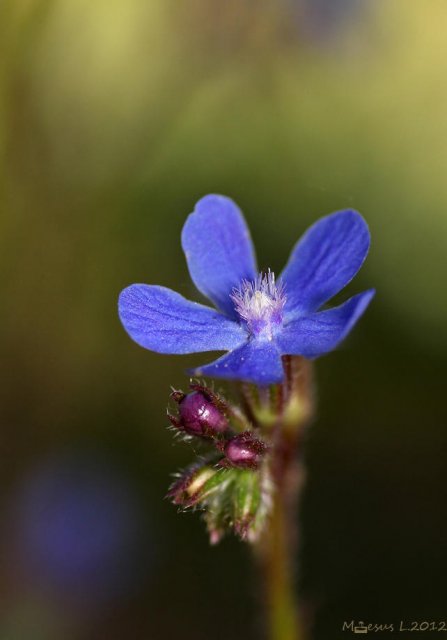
[1,1,446,638]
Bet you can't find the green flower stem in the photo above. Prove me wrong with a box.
[257,478,302,640]
[255,356,314,640]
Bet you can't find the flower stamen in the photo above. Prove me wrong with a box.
[231,270,286,339]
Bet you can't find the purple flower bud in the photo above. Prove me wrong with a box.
[224,432,267,469]
[171,390,228,438]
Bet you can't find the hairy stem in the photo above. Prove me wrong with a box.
[255,357,314,640]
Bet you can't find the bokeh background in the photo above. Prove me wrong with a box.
[1,1,447,638]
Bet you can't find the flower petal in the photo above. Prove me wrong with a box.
[277,289,375,358]
[192,340,284,385]
[118,284,247,354]
[281,210,370,314]
[181,195,257,318]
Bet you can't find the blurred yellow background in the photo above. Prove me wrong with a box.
[1,1,446,638]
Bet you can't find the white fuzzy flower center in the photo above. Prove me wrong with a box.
[231,271,286,339]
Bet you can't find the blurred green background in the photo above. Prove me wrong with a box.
[1,1,447,638]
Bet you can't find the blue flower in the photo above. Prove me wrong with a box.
[118,195,374,385]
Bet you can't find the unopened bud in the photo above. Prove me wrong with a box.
[167,464,229,508]
[224,432,267,469]
[170,390,228,438]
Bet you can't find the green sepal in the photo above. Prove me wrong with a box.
[204,467,273,544]
[168,463,232,509]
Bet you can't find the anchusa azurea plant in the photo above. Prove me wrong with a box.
[118,195,374,638]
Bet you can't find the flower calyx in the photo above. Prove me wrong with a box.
[168,460,272,544]
[167,463,231,509]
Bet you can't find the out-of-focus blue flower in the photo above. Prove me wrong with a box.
[119,195,374,385]
[14,453,150,605]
